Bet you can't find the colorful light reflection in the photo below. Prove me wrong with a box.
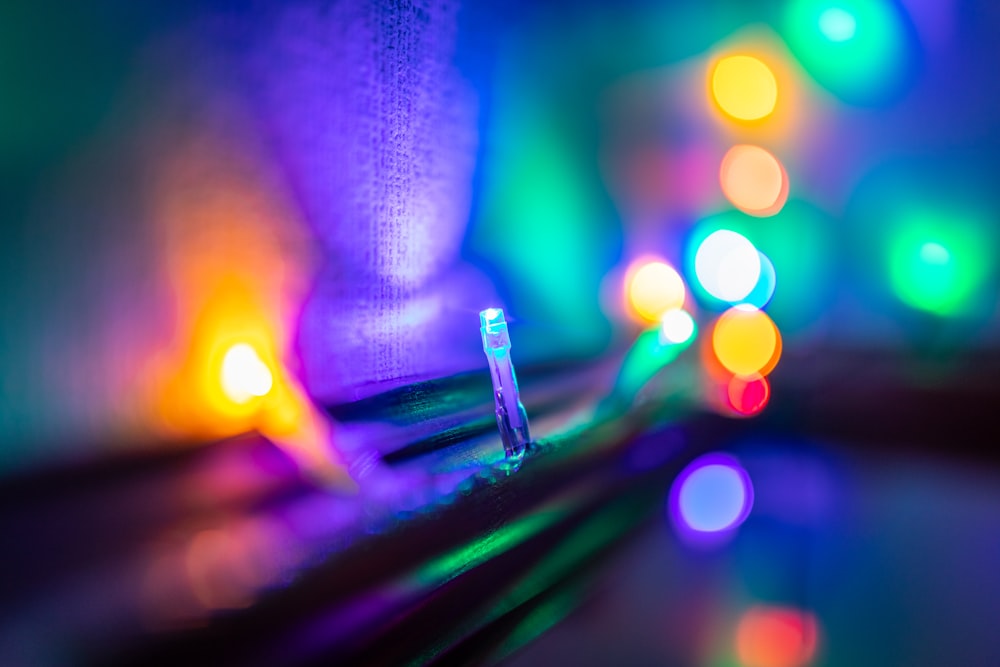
[735,605,819,667]
[670,453,754,542]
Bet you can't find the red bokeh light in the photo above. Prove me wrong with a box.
[727,374,771,416]
[735,605,819,667]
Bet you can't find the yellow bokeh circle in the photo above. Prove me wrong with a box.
[711,55,778,121]
[711,306,782,377]
[626,259,686,323]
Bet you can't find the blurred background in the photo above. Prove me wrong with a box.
[1,0,999,665]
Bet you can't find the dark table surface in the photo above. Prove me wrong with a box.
[1,349,998,666]
[507,436,1000,667]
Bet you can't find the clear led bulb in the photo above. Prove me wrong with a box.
[480,308,530,470]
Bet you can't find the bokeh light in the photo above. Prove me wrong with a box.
[685,205,833,331]
[887,214,993,317]
[220,343,274,404]
[743,252,778,309]
[735,605,819,667]
[818,7,857,41]
[659,308,697,345]
[133,129,351,487]
[711,55,778,121]
[720,145,789,217]
[625,258,687,323]
[727,374,771,416]
[784,0,911,104]
[694,230,761,303]
[919,242,949,265]
[670,453,754,537]
[711,306,782,377]
[680,465,747,531]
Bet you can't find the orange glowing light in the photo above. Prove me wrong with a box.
[720,145,789,217]
[144,131,350,488]
[220,342,274,403]
[711,306,782,377]
[711,55,778,121]
[736,605,819,667]
[625,258,686,323]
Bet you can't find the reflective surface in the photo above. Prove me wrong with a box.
[508,438,1000,667]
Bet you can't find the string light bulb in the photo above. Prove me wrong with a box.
[480,308,530,469]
